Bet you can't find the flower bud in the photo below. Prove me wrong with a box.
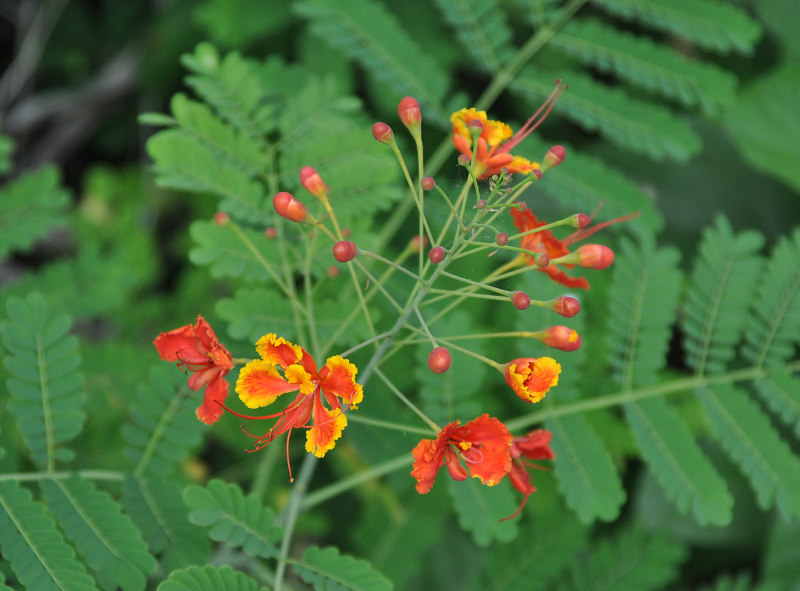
[372,122,394,144]
[421,177,435,191]
[570,213,591,229]
[264,226,277,239]
[536,253,550,268]
[495,232,509,246]
[475,199,487,210]
[327,265,339,278]
[410,234,428,253]
[468,118,483,135]
[457,154,471,166]
[575,244,614,269]
[333,241,358,263]
[299,166,328,199]
[538,326,581,352]
[398,97,421,131]
[541,145,566,173]
[552,296,580,318]
[213,212,230,226]
[429,246,445,264]
[529,169,543,181]
[512,291,530,310]
[428,346,451,374]
[273,192,307,222]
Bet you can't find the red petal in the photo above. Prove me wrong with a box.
[195,373,229,425]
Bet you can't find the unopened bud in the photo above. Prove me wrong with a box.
[536,253,550,268]
[372,122,394,144]
[541,145,566,172]
[421,177,435,191]
[327,265,339,278]
[538,326,581,352]
[553,296,580,318]
[410,235,428,253]
[342,228,352,238]
[273,192,307,222]
[333,241,358,263]
[429,246,445,264]
[398,97,421,131]
[428,346,451,374]
[213,212,230,226]
[529,169,543,181]
[299,166,328,199]
[574,244,615,269]
[458,154,471,166]
[468,119,483,135]
[495,232,509,246]
[570,213,591,229]
[265,226,277,239]
[475,199,487,210]
[512,291,531,310]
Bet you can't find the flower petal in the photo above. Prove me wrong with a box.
[255,333,303,368]
[318,356,364,407]
[505,357,561,403]
[458,414,512,486]
[153,322,206,364]
[305,396,347,458]
[236,359,301,408]
[195,371,229,425]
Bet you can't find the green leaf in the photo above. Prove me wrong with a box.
[432,0,513,73]
[681,216,765,374]
[189,220,277,283]
[0,166,70,258]
[294,0,450,126]
[292,545,393,591]
[697,384,800,519]
[447,476,518,547]
[561,527,686,591]
[741,228,800,367]
[157,565,266,591]
[592,0,762,55]
[0,481,98,591]
[512,67,701,161]
[554,18,737,115]
[761,517,800,590]
[0,133,14,175]
[624,397,733,526]
[725,64,800,193]
[183,479,282,558]
[122,475,210,573]
[547,413,626,523]
[2,292,86,468]
[39,476,156,591]
[604,236,682,388]
[752,371,800,437]
[194,0,292,47]
[122,363,206,477]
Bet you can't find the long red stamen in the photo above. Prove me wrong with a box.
[216,400,286,420]
[503,79,566,153]
[563,211,641,245]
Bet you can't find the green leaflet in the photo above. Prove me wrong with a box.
[2,292,86,469]
[292,545,393,591]
[183,479,283,559]
[39,476,156,591]
[0,481,98,591]
[447,476,518,547]
[157,565,267,591]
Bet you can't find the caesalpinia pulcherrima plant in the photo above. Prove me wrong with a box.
[156,83,627,508]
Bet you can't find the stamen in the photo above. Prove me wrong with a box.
[503,79,566,153]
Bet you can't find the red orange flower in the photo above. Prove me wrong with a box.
[411,414,513,494]
[153,315,233,425]
[450,81,564,180]
[505,357,561,403]
[504,429,555,520]
[233,334,363,477]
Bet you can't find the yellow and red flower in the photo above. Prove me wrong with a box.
[411,414,513,494]
[504,429,555,520]
[505,357,561,403]
[450,81,565,180]
[233,334,363,477]
[153,315,234,425]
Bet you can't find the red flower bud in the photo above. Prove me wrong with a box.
[475,199,487,210]
[372,122,394,144]
[398,97,421,129]
[273,192,307,222]
[495,232,509,246]
[264,226,277,239]
[468,119,483,134]
[213,212,230,226]
[512,291,530,310]
[539,326,581,352]
[571,213,591,229]
[299,166,328,199]
[410,234,428,253]
[575,244,614,269]
[333,241,358,263]
[536,253,550,268]
[429,246,445,264]
[542,145,566,172]
[553,296,580,318]
[529,169,543,181]
[457,154,471,166]
[428,346,451,374]
[327,265,340,278]
[421,177,435,191]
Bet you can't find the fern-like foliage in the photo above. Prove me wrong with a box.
[122,363,205,477]
[183,479,283,559]
[157,565,267,591]
[2,292,86,469]
[0,132,13,175]
[292,545,393,591]
[0,481,97,591]
[447,476,518,547]
[0,166,70,258]
[39,476,156,591]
